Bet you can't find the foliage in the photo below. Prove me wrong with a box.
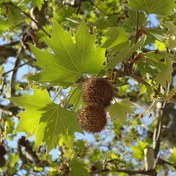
[0,0,176,175]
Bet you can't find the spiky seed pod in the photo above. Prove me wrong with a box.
[77,106,107,133]
[82,77,113,107]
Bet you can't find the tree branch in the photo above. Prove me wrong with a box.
[158,158,176,169]
[0,41,20,64]
[10,48,22,96]
[153,84,170,158]
[130,73,151,87]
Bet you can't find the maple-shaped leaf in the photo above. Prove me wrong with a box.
[145,52,173,88]
[10,87,52,136]
[30,20,105,85]
[36,103,82,151]
[155,58,173,88]
[10,87,82,151]
[128,0,176,16]
[108,99,134,123]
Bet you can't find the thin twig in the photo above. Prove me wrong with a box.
[92,168,156,175]
[1,58,34,77]
[10,47,23,96]
[53,87,62,102]
[9,2,50,38]
[76,0,82,14]
[0,76,6,95]
[130,73,151,87]
[135,10,140,43]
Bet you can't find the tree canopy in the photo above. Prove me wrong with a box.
[1,0,176,175]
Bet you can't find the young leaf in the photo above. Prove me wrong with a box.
[169,147,176,164]
[10,87,82,151]
[30,20,105,85]
[131,140,147,160]
[128,0,176,16]
[108,99,134,123]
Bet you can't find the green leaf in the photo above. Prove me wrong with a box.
[169,147,176,164]
[91,148,102,162]
[30,20,105,85]
[0,17,9,34]
[107,35,146,68]
[70,157,89,176]
[128,9,146,26]
[128,0,176,16]
[166,36,176,49]
[131,145,143,160]
[59,134,74,150]
[147,28,166,43]
[8,6,23,24]
[155,40,166,50]
[10,87,52,136]
[36,103,82,151]
[165,21,176,35]
[108,99,134,123]
[145,52,173,88]
[31,0,44,10]
[10,87,82,151]
[155,58,173,88]
[101,27,128,48]
[131,140,147,160]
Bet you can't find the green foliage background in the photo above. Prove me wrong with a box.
[0,0,176,175]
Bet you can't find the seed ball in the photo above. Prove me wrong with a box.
[77,106,107,133]
[82,77,113,107]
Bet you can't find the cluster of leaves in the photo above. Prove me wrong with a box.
[1,0,176,175]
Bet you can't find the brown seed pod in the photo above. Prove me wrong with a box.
[82,77,113,107]
[77,106,107,133]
